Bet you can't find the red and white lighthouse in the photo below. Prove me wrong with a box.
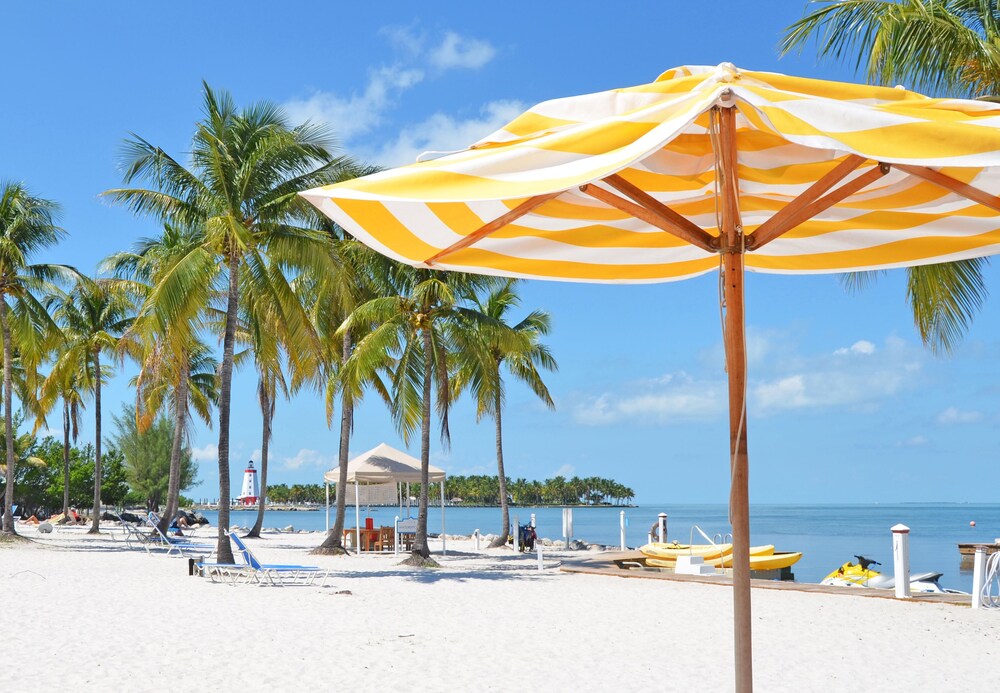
[237,461,260,506]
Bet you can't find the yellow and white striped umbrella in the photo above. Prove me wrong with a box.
[301,63,1000,281]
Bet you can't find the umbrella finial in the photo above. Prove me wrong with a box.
[713,62,740,83]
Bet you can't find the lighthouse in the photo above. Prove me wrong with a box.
[237,461,260,506]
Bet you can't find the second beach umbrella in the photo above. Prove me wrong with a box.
[301,63,1000,692]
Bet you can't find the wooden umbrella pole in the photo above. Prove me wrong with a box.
[717,102,753,693]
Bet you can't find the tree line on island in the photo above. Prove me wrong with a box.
[262,474,635,507]
[2,4,996,565]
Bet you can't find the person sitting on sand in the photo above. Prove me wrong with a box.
[170,514,191,536]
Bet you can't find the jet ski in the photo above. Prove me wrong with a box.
[821,555,966,594]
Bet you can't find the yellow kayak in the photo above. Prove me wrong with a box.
[704,545,775,567]
[640,542,733,562]
[645,549,801,572]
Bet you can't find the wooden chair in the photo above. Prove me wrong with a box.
[374,526,394,552]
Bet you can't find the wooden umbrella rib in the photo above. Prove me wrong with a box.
[580,183,717,253]
[602,174,719,251]
[424,191,563,266]
[747,163,888,250]
[894,163,1000,213]
[747,154,866,250]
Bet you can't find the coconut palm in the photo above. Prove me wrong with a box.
[47,277,134,533]
[450,280,557,547]
[309,237,392,556]
[342,266,498,563]
[38,363,87,517]
[0,181,69,536]
[782,0,995,353]
[103,84,350,562]
[106,224,217,536]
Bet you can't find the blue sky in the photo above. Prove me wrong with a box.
[2,2,997,504]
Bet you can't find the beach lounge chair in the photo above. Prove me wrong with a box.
[113,511,163,553]
[146,512,214,558]
[227,532,329,586]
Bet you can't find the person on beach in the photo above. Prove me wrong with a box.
[171,514,191,536]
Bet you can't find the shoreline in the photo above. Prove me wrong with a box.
[4,522,998,691]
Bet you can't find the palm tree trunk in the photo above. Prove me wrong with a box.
[248,380,272,538]
[313,330,352,555]
[413,325,432,559]
[1,297,16,536]
[491,374,510,548]
[215,253,239,564]
[88,349,102,534]
[62,398,70,516]
[159,357,189,537]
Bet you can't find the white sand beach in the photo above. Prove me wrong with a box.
[3,524,999,692]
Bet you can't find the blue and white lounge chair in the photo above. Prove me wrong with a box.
[227,532,329,586]
[146,512,213,558]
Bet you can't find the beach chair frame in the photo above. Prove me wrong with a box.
[226,532,329,587]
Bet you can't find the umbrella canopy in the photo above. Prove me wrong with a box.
[302,62,1000,282]
[301,63,1000,692]
[323,443,446,484]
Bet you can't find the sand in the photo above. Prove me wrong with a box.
[2,523,998,692]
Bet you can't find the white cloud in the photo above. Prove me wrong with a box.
[191,443,218,462]
[573,373,724,426]
[282,448,331,471]
[284,66,425,140]
[898,435,929,447]
[552,463,575,478]
[362,100,525,167]
[834,340,876,356]
[428,31,496,70]
[575,335,924,424]
[936,407,983,425]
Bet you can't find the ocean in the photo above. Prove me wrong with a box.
[199,502,1000,593]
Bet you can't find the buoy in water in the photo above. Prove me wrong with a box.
[970,521,976,527]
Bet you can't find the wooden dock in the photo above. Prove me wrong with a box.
[562,552,970,606]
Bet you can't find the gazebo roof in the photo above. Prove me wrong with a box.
[323,443,446,484]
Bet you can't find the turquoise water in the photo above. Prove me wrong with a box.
[202,503,1000,593]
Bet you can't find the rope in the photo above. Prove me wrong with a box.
[980,550,1000,608]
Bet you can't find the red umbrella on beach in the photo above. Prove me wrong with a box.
[301,63,1000,691]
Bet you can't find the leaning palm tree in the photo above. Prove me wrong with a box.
[47,277,134,533]
[342,265,498,564]
[450,280,557,547]
[0,181,68,537]
[106,224,217,536]
[782,0,996,353]
[308,237,392,556]
[103,84,350,562]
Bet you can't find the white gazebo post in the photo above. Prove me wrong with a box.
[355,482,361,554]
[620,510,627,550]
[440,481,447,555]
[325,482,330,532]
[394,515,400,557]
[891,524,911,599]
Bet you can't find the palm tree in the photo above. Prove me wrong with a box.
[309,237,392,556]
[450,280,556,547]
[0,181,67,536]
[343,266,498,564]
[106,224,217,536]
[39,364,87,517]
[782,0,995,353]
[47,277,134,533]
[103,84,350,562]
